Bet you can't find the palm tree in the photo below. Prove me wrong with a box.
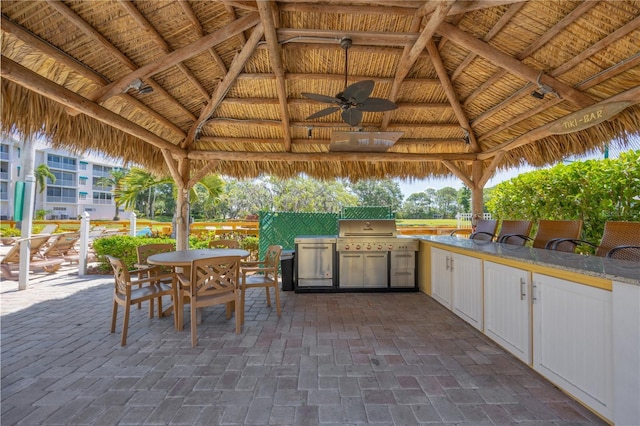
[96,169,128,220]
[117,168,224,219]
[34,164,56,194]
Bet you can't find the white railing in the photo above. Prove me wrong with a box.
[456,212,493,229]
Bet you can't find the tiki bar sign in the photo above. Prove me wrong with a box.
[548,101,631,135]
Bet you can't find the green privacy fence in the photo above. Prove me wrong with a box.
[341,206,393,219]
[257,208,394,258]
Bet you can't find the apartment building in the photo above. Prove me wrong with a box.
[0,135,130,221]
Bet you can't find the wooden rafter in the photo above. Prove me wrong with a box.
[257,1,292,151]
[91,12,260,104]
[44,0,195,121]
[188,150,476,162]
[437,21,595,108]
[184,23,265,148]
[178,0,229,74]
[0,16,186,140]
[463,1,598,107]
[381,1,454,129]
[117,0,209,100]
[425,39,480,153]
[1,57,184,157]
[479,86,640,159]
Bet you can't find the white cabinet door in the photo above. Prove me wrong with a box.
[533,274,613,421]
[484,261,531,364]
[451,254,483,331]
[430,247,452,309]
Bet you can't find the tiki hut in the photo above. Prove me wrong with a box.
[2,0,639,247]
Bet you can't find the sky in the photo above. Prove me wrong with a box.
[396,164,535,197]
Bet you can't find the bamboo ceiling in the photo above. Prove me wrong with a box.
[1,0,639,185]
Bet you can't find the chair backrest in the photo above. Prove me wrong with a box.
[497,220,532,245]
[469,220,498,241]
[189,255,241,298]
[262,245,282,280]
[42,232,81,257]
[533,220,583,252]
[106,255,132,296]
[596,221,640,257]
[136,243,174,264]
[208,239,239,249]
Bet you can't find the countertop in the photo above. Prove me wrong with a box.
[416,235,640,286]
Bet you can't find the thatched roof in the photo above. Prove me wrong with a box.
[2,0,639,185]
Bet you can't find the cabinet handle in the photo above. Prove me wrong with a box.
[520,278,526,301]
[532,282,538,303]
[450,258,454,271]
[445,256,450,270]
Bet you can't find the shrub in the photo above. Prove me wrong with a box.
[93,235,175,273]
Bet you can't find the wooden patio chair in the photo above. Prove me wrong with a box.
[177,255,242,346]
[450,219,498,241]
[496,220,533,246]
[106,255,176,346]
[0,234,63,280]
[239,245,282,326]
[135,243,175,311]
[500,220,583,252]
[208,239,240,249]
[550,221,640,261]
[41,232,81,262]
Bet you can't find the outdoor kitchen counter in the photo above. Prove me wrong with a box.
[415,235,639,286]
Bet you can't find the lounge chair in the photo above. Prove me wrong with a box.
[0,235,64,280]
[41,232,81,264]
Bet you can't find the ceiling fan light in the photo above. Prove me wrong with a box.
[329,131,403,152]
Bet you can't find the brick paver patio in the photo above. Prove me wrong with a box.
[1,268,605,425]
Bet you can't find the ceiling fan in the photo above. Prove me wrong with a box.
[302,37,398,127]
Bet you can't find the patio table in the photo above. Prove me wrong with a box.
[147,248,250,330]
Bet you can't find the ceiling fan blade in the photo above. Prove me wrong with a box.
[341,80,375,103]
[307,106,340,120]
[357,97,398,112]
[301,92,339,104]
[341,108,363,127]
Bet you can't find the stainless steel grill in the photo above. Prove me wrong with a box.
[335,219,418,289]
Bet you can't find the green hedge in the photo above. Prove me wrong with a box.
[486,150,639,252]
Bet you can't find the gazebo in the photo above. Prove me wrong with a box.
[2,0,639,249]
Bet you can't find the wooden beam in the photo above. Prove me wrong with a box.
[1,57,185,157]
[204,119,462,131]
[1,16,187,139]
[275,28,419,47]
[188,150,477,162]
[479,86,640,159]
[161,149,182,184]
[478,152,504,188]
[187,161,218,188]
[45,0,194,120]
[425,39,480,153]
[179,0,228,74]
[184,24,265,148]
[418,0,527,17]
[390,1,453,97]
[221,97,450,110]
[198,136,467,146]
[442,160,473,188]
[258,1,292,151]
[92,12,260,103]
[477,53,640,141]
[450,1,525,82]
[117,0,209,100]
[437,21,595,108]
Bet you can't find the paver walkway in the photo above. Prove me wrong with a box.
[1,269,605,425]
